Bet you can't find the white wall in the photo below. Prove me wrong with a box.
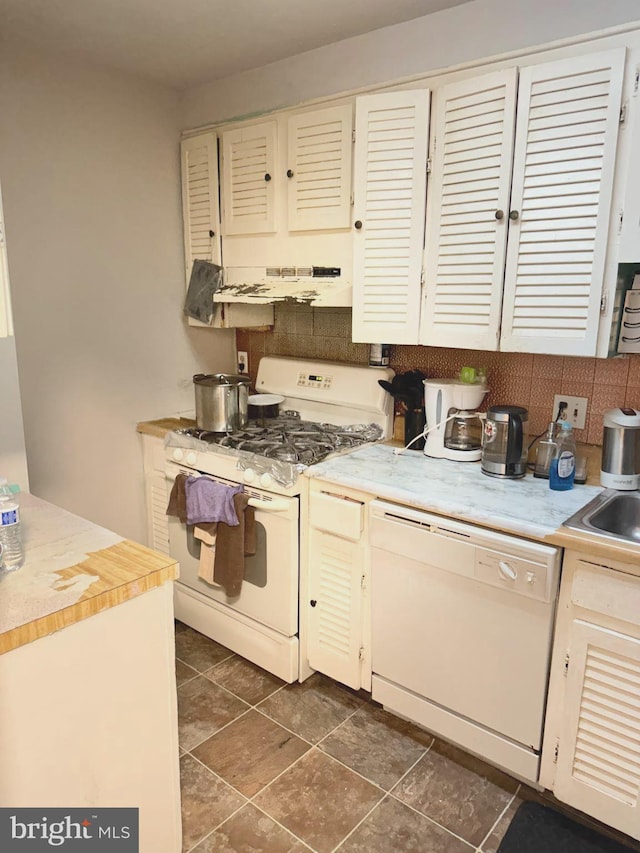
[0,335,29,491]
[0,38,236,542]
[183,0,640,127]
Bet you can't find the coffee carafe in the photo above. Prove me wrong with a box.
[481,405,529,479]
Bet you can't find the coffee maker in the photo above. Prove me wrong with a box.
[423,379,488,461]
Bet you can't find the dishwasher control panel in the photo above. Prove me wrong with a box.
[475,549,551,602]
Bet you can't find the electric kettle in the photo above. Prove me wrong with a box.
[481,405,529,479]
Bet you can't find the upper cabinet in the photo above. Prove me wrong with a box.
[221,121,277,235]
[286,105,353,232]
[501,50,625,355]
[422,50,625,356]
[351,90,431,344]
[181,132,221,281]
[421,69,518,350]
[180,131,273,328]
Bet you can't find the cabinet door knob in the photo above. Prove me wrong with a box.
[494,210,504,220]
[286,169,294,178]
[264,173,272,182]
[509,209,520,221]
[310,599,317,607]
[209,229,215,238]
[354,220,363,230]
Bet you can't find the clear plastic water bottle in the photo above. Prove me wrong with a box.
[549,422,576,491]
[0,477,24,571]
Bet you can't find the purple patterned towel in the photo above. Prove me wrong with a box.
[185,477,243,526]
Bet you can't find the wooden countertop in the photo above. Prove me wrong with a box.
[137,417,195,438]
[0,494,178,655]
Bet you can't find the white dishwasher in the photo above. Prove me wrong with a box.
[370,499,561,784]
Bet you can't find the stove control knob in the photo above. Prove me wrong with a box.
[243,468,255,484]
[186,451,197,466]
[172,448,184,462]
[260,473,272,488]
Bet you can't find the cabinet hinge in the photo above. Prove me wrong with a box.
[358,646,364,661]
[600,293,607,314]
[618,208,624,235]
[563,652,570,676]
[352,129,356,143]
[553,739,560,764]
[421,267,426,288]
[634,68,640,96]
[361,574,366,590]
[426,157,432,175]
[620,101,628,124]
[350,191,354,207]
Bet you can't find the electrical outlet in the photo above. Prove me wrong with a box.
[552,395,588,430]
[237,351,248,374]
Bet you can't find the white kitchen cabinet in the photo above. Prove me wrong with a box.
[181,131,274,328]
[421,69,518,350]
[422,49,626,356]
[218,105,354,301]
[286,105,354,232]
[618,60,640,263]
[541,550,640,840]
[221,121,278,236]
[221,106,353,237]
[140,433,170,555]
[305,481,372,691]
[351,90,431,345]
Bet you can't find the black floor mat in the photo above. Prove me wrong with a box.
[497,801,636,853]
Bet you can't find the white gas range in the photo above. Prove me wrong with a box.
[165,357,393,681]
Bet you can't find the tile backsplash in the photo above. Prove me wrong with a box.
[237,304,640,445]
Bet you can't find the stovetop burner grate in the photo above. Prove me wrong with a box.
[175,417,382,465]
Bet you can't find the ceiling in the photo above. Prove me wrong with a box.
[0,0,472,89]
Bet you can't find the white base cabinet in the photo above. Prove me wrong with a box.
[140,433,170,555]
[304,480,372,690]
[541,550,640,841]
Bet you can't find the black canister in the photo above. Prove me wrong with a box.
[404,408,426,451]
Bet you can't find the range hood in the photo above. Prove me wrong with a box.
[214,266,352,308]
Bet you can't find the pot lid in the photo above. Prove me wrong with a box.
[193,373,250,386]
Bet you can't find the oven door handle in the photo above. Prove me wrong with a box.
[247,497,290,512]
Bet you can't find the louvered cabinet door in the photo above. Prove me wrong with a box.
[501,49,625,355]
[421,70,518,350]
[180,132,221,286]
[221,121,277,235]
[287,104,353,231]
[555,619,640,838]
[352,90,430,344]
[146,471,170,555]
[307,529,365,690]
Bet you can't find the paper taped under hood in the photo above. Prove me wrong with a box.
[214,266,352,307]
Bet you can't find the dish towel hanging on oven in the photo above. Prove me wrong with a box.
[194,523,217,584]
[166,475,256,594]
[214,492,256,596]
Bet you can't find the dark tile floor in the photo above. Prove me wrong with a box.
[175,622,639,853]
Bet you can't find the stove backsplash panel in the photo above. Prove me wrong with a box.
[237,304,640,446]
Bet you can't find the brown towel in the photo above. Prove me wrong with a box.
[166,472,189,523]
[213,494,256,596]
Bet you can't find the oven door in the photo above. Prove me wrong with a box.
[165,462,299,636]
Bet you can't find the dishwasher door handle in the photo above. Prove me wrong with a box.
[498,560,518,581]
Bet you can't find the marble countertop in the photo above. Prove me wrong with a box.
[306,444,604,541]
[0,493,178,654]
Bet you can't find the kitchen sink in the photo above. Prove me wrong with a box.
[563,489,640,545]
